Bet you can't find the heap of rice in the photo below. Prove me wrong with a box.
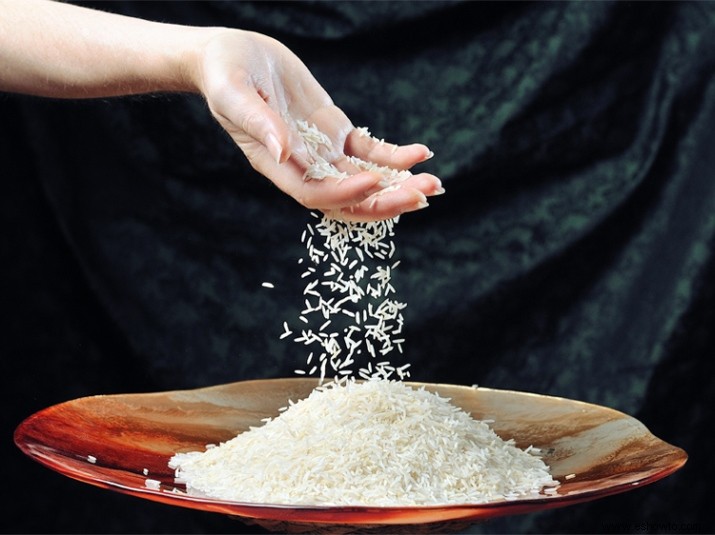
[169,380,558,505]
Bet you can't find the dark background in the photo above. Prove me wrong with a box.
[3,2,714,533]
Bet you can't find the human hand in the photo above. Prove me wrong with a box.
[195,29,443,221]
[0,2,441,221]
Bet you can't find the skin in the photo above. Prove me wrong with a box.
[0,0,444,221]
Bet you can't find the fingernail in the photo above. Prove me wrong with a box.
[434,186,446,195]
[414,191,429,210]
[423,150,435,161]
[265,133,284,164]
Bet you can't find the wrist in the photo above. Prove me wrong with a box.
[187,28,254,99]
[171,26,229,96]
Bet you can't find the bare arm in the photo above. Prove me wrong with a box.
[0,0,207,97]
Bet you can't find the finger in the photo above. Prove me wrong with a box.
[326,186,430,223]
[296,172,389,210]
[344,129,434,170]
[241,143,390,211]
[328,151,443,194]
[392,172,445,197]
[330,152,368,177]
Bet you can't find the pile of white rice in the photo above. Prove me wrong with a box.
[169,379,558,505]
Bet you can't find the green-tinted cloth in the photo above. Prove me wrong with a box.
[3,1,714,533]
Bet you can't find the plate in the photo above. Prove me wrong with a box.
[14,379,687,534]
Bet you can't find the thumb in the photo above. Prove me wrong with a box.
[238,91,291,163]
[206,84,291,163]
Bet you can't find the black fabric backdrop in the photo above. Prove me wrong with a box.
[2,1,714,533]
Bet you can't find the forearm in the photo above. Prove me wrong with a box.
[0,0,216,98]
